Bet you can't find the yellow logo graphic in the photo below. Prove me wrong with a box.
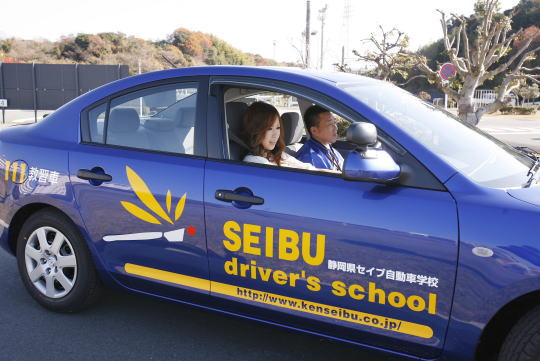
[4,160,28,184]
[103,166,193,243]
[121,166,187,225]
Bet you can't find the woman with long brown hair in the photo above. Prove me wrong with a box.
[241,101,318,169]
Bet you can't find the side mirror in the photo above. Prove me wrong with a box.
[343,122,400,182]
[346,122,377,150]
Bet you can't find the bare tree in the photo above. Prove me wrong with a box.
[333,62,351,72]
[291,27,318,69]
[291,40,309,69]
[414,0,540,125]
[352,26,415,82]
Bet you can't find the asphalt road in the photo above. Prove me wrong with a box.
[478,114,540,152]
[0,109,51,124]
[0,250,392,361]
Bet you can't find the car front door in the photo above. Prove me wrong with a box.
[70,79,210,300]
[203,81,458,359]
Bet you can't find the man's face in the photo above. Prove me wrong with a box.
[311,112,338,146]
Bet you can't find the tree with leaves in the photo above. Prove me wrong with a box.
[516,83,540,104]
[0,29,281,73]
[414,0,539,125]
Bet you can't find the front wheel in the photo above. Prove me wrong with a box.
[498,306,540,361]
[16,209,102,312]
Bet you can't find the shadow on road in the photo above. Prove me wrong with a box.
[0,251,390,361]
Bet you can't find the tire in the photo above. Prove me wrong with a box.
[16,209,102,312]
[498,306,540,361]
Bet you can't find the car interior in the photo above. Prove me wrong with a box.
[221,86,446,190]
[223,87,353,162]
[89,91,197,155]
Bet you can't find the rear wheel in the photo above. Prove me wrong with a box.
[498,306,540,361]
[16,209,102,312]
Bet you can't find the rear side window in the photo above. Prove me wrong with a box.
[85,82,199,155]
[88,103,107,143]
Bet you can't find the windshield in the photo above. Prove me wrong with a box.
[342,83,534,188]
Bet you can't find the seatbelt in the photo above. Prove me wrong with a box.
[228,131,250,151]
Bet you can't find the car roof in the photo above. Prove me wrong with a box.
[107,65,380,91]
[255,66,379,86]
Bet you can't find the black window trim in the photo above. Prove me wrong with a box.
[207,76,447,192]
[80,76,208,158]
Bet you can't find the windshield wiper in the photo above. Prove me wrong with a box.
[526,157,540,188]
[514,146,540,187]
[515,146,540,159]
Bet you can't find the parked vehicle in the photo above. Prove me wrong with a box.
[1,66,539,361]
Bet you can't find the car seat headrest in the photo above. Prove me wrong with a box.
[281,112,303,145]
[108,108,140,133]
[226,102,248,134]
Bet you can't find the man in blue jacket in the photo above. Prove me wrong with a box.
[296,105,344,172]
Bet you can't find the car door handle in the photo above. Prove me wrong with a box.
[77,169,112,182]
[215,189,264,205]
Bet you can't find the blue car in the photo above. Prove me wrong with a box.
[1,66,539,361]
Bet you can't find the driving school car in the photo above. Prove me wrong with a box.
[1,66,539,361]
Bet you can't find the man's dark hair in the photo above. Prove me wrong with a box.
[303,105,329,135]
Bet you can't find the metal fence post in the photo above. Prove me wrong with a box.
[75,64,80,96]
[32,62,37,123]
[0,63,4,124]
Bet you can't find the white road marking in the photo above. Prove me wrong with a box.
[479,127,540,135]
[13,118,38,123]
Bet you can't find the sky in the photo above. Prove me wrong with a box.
[1,0,520,69]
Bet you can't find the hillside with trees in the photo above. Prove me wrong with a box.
[0,28,285,74]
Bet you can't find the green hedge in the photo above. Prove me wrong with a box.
[499,106,537,115]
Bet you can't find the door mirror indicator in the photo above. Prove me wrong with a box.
[343,148,400,183]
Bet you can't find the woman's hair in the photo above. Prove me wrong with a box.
[241,101,285,165]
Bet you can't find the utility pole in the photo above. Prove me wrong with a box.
[273,40,276,61]
[305,1,311,68]
[343,0,351,64]
[318,4,328,69]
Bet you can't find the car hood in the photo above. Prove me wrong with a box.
[507,185,540,206]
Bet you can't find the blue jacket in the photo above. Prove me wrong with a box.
[296,138,344,171]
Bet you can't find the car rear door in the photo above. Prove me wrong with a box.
[69,78,210,300]
[203,79,458,359]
